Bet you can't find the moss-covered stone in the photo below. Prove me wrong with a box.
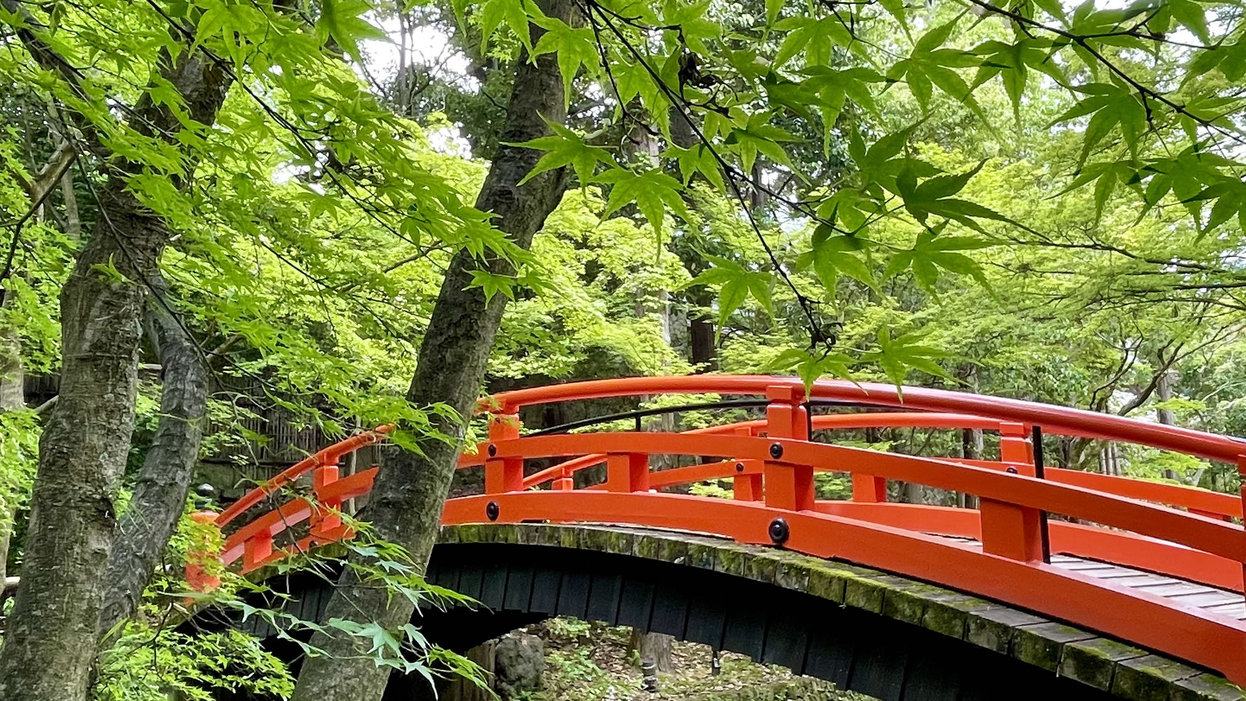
[1011,621,1094,673]
[804,564,848,603]
[842,576,886,613]
[964,605,1045,654]
[633,534,662,561]
[880,585,928,627]
[656,536,689,564]
[1174,673,1246,701]
[714,546,748,577]
[576,527,613,553]
[918,593,992,640]
[607,529,637,557]
[1059,637,1146,691]
[685,540,718,570]
[769,551,812,592]
[1113,655,1203,701]
[743,551,783,585]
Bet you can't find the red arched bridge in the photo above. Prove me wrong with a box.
[197,376,1246,699]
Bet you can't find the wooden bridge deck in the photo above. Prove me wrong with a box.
[944,535,1246,621]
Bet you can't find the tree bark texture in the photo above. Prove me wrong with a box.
[97,277,208,640]
[629,628,674,673]
[0,299,25,585]
[668,106,717,371]
[0,45,230,698]
[290,2,572,699]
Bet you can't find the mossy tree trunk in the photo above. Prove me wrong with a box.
[0,9,231,693]
[289,2,572,699]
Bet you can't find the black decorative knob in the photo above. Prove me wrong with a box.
[487,444,497,457]
[194,483,216,499]
[735,462,745,472]
[486,501,500,521]
[1006,466,1018,474]
[768,518,790,545]
[769,442,784,459]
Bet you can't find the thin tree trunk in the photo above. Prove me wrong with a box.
[0,302,25,585]
[60,168,80,241]
[97,276,208,640]
[0,28,230,694]
[290,3,572,699]
[669,106,717,371]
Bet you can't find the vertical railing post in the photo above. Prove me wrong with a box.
[310,459,342,540]
[553,470,575,491]
[980,422,1044,562]
[763,385,814,511]
[184,511,222,592]
[852,474,887,503]
[606,453,649,492]
[243,531,274,573]
[732,426,763,501]
[485,407,523,494]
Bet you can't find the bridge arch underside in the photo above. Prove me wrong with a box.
[237,524,1242,701]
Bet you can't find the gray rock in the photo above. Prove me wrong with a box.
[494,632,544,699]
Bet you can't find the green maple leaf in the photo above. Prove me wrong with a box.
[884,226,992,293]
[510,120,614,186]
[594,167,689,236]
[316,0,386,60]
[687,255,773,330]
[532,17,598,107]
[862,328,953,387]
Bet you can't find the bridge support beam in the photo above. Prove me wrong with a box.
[763,386,814,512]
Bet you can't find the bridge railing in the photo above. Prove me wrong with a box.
[195,376,1246,686]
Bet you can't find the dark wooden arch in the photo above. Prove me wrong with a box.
[400,541,1113,701]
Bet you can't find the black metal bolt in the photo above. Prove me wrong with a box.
[769,442,784,459]
[486,501,500,521]
[768,517,790,545]
[487,444,497,457]
[735,462,745,472]
[1006,466,1019,474]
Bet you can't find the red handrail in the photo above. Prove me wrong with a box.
[215,427,390,527]
[482,376,1246,463]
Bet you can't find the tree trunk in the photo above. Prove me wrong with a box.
[289,3,572,699]
[97,276,208,640]
[0,181,169,700]
[0,301,25,585]
[0,40,230,697]
[669,106,717,371]
[629,628,674,673]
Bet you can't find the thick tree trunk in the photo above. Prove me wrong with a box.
[97,277,208,640]
[0,42,230,697]
[0,181,171,700]
[289,3,571,699]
